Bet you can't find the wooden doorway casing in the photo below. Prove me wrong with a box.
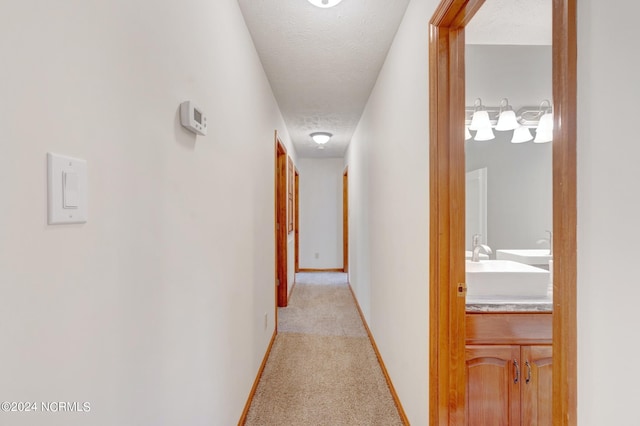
[428,0,577,424]
[294,168,300,273]
[275,132,288,308]
[343,167,349,273]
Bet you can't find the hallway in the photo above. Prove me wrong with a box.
[244,273,403,425]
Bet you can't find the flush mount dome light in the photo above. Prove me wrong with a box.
[310,132,332,144]
[307,0,344,7]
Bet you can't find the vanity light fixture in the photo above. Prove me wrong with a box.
[310,132,332,144]
[511,125,534,143]
[464,99,554,143]
[307,0,344,8]
[534,100,553,143]
[474,126,496,141]
[468,98,491,131]
[495,98,519,131]
[468,98,495,141]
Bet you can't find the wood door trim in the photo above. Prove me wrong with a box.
[551,0,577,422]
[343,167,349,273]
[275,131,288,308]
[428,0,577,424]
[294,168,300,273]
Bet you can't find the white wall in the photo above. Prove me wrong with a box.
[577,1,640,423]
[344,0,435,423]
[0,1,295,425]
[298,158,344,269]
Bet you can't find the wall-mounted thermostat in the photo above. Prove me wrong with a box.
[180,101,207,136]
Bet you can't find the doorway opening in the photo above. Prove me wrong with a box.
[343,167,349,274]
[428,0,576,423]
[275,132,288,308]
[294,168,300,273]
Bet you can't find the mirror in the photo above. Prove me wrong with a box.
[464,1,553,308]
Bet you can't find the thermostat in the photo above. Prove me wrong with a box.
[180,101,207,136]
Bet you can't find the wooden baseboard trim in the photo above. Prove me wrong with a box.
[298,268,344,272]
[347,284,410,425]
[237,330,277,425]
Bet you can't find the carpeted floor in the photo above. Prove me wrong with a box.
[244,272,403,425]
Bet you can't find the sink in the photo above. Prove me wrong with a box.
[466,260,550,298]
[495,249,552,266]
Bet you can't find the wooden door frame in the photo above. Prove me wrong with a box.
[294,168,300,273]
[428,0,577,424]
[343,167,349,273]
[275,131,288,308]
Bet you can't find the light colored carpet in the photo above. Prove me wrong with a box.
[244,273,403,425]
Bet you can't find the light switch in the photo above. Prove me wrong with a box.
[47,153,88,224]
[63,171,79,208]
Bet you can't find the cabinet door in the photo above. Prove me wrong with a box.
[521,345,553,425]
[466,345,521,426]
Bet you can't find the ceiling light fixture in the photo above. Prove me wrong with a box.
[307,0,344,8]
[310,132,332,144]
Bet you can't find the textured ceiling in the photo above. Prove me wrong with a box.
[466,0,551,45]
[237,0,550,159]
[238,0,410,158]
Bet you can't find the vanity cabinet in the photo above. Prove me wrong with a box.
[465,313,552,425]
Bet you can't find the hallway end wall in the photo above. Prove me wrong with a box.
[298,158,344,270]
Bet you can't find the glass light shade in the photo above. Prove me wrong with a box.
[465,126,472,141]
[469,110,491,131]
[534,113,553,143]
[495,110,519,131]
[474,126,495,141]
[310,132,332,144]
[511,125,534,143]
[307,0,344,8]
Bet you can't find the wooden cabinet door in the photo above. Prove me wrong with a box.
[521,345,553,426]
[466,345,521,426]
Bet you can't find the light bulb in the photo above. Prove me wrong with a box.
[496,110,519,131]
[511,126,534,143]
[474,126,495,141]
[534,113,553,143]
[469,110,491,131]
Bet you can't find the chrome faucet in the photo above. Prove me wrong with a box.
[471,234,492,262]
[536,230,553,255]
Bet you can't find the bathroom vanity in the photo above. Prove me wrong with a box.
[465,302,552,425]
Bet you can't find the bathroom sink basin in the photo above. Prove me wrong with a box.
[495,249,552,266]
[466,260,550,298]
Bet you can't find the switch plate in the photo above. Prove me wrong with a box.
[47,153,88,224]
